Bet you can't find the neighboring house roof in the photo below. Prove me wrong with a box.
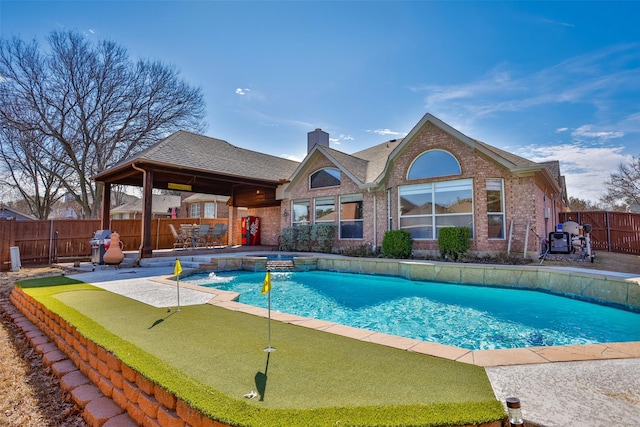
[0,203,37,220]
[110,194,181,216]
[182,193,230,203]
[287,113,563,197]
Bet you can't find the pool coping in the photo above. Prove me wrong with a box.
[152,263,640,368]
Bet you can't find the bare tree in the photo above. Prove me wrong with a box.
[0,126,69,219]
[601,154,640,211]
[0,30,206,218]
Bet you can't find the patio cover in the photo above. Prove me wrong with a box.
[93,130,299,258]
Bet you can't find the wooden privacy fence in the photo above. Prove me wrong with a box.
[0,218,228,271]
[559,211,640,255]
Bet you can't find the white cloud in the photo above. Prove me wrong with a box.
[556,127,569,133]
[515,143,633,202]
[369,128,405,136]
[235,88,250,96]
[572,125,624,141]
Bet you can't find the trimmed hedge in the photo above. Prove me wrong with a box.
[438,227,471,260]
[381,230,413,259]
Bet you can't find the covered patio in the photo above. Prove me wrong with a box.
[93,131,299,260]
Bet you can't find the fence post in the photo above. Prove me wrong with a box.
[606,211,611,252]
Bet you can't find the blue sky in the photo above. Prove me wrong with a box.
[2,1,639,203]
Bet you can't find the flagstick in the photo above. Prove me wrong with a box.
[176,274,181,311]
[264,270,275,352]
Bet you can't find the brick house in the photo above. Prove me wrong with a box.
[283,113,567,257]
[94,113,567,258]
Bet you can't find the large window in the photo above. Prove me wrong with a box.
[487,179,505,239]
[339,194,363,239]
[292,199,310,226]
[314,196,335,223]
[399,178,473,239]
[407,150,461,180]
[204,202,216,218]
[310,168,341,189]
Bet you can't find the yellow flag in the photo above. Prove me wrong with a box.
[261,270,271,295]
[174,259,182,276]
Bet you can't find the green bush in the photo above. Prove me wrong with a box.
[340,243,380,258]
[381,230,413,259]
[295,224,312,251]
[438,227,471,261]
[311,223,337,253]
[279,227,297,251]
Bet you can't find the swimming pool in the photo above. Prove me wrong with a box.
[184,270,640,350]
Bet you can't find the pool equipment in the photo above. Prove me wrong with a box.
[543,220,593,263]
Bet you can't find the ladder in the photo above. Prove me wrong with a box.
[507,219,530,258]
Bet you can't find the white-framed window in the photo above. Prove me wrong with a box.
[310,168,341,189]
[487,179,505,239]
[190,203,201,218]
[407,149,461,180]
[204,202,216,218]
[339,194,363,239]
[314,196,335,223]
[399,178,473,239]
[292,199,310,226]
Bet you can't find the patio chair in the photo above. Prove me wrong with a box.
[207,223,228,247]
[169,224,188,249]
[194,223,210,248]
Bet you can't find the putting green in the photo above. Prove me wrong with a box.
[20,278,504,426]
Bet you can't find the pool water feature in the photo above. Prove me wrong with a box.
[184,270,640,351]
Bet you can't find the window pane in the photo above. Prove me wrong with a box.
[487,179,503,213]
[204,202,216,218]
[293,200,310,223]
[488,214,504,239]
[433,179,472,214]
[190,203,200,218]
[400,188,432,216]
[310,168,341,188]
[340,201,363,220]
[408,150,461,180]
[315,196,335,222]
[435,215,473,238]
[400,216,433,239]
[340,221,363,238]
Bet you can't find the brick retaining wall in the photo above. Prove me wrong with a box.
[8,286,506,427]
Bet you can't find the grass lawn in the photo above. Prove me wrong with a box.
[19,276,505,427]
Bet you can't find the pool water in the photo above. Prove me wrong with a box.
[184,270,640,350]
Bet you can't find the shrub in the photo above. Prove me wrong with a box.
[296,224,312,251]
[279,227,297,251]
[438,227,471,261]
[311,223,337,253]
[381,230,413,259]
[340,243,380,258]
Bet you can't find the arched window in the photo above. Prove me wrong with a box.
[407,150,461,180]
[310,168,341,189]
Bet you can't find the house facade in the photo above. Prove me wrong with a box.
[279,114,567,257]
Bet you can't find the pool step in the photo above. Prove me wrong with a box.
[266,259,295,270]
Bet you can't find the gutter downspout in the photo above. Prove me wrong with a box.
[131,163,146,264]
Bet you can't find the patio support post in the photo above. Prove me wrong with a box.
[100,183,111,230]
[140,168,154,259]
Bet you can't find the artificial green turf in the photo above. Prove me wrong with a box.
[18,276,505,426]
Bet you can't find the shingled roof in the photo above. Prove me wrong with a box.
[102,130,299,183]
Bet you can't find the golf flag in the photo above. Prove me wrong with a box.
[174,259,182,276]
[261,270,271,295]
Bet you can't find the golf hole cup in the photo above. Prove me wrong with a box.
[506,397,524,426]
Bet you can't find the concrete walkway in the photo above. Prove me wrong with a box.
[63,259,640,427]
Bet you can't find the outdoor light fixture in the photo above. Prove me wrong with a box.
[506,397,524,426]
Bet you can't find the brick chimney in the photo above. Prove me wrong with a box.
[307,128,329,153]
